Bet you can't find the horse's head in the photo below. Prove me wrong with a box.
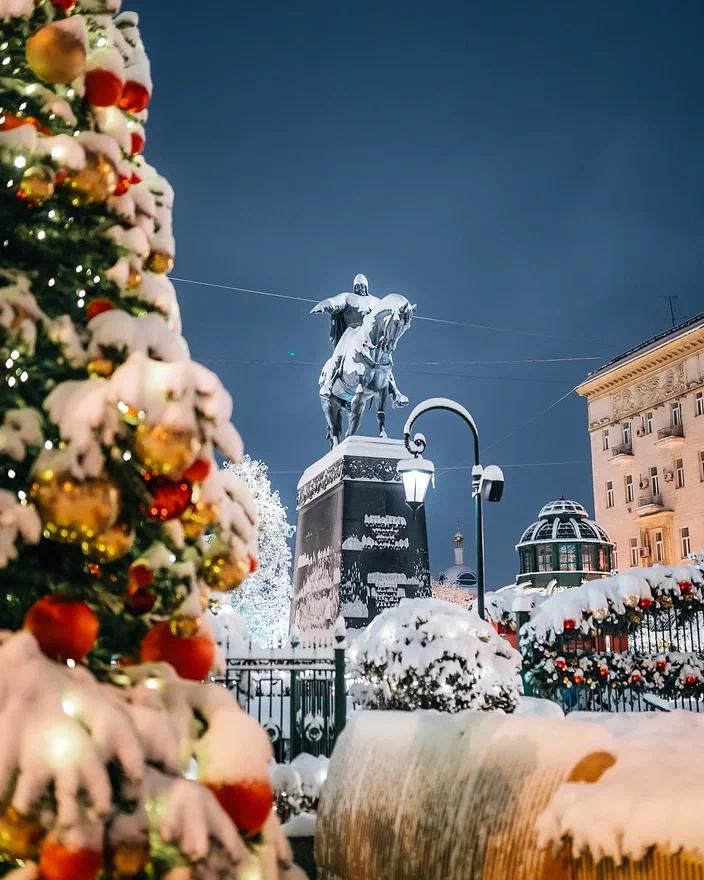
[368,294,416,353]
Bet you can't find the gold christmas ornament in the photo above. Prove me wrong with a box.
[82,521,135,563]
[126,265,142,289]
[109,840,150,877]
[63,151,118,207]
[134,423,200,476]
[0,807,43,860]
[17,164,55,207]
[87,357,115,378]
[26,20,86,84]
[145,251,174,274]
[203,552,250,592]
[31,470,120,542]
[181,500,219,540]
[170,615,201,638]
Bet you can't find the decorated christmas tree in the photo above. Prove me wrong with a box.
[224,457,293,647]
[0,1,301,877]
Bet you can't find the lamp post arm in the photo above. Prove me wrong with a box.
[403,397,480,464]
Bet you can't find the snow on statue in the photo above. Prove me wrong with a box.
[225,455,294,646]
[0,2,301,878]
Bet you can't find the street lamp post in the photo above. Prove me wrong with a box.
[398,397,505,620]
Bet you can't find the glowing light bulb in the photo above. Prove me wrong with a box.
[122,451,132,461]
[5,358,12,368]
[144,677,162,690]
[48,210,56,219]
[44,440,53,450]
[18,101,27,110]
[7,469,15,479]
[14,155,26,169]
[48,278,55,287]
[7,376,15,387]
[19,371,28,382]
[37,229,46,240]
[76,265,83,273]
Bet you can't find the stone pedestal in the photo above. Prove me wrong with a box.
[291,436,431,638]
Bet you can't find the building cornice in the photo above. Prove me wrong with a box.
[577,326,704,401]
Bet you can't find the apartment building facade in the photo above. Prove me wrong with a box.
[577,313,704,570]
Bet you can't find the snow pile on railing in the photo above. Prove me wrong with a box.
[348,598,522,713]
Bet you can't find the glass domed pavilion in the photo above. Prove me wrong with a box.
[515,498,614,591]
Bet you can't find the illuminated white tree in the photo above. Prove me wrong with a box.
[225,456,294,645]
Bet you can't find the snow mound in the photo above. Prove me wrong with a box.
[348,598,522,713]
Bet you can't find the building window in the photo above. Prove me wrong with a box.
[625,474,634,504]
[650,467,660,497]
[681,527,691,559]
[600,546,612,571]
[696,392,704,417]
[582,545,596,571]
[671,401,682,427]
[654,529,664,563]
[558,543,577,571]
[612,546,618,571]
[675,458,685,488]
[700,451,704,481]
[536,544,553,572]
[606,481,614,508]
[630,537,638,568]
[646,412,653,434]
[622,421,631,446]
[602,429,609,451]
[520,547,535,573]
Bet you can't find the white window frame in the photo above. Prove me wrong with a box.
[681,527,691,559]
[697,392,704,417]
[700,451,704,482]
[629,538,638,568]
[650,467,660,497]
[606,481,614,508]
[646,412,653,434]
[622,421,631,446]
[602,429,609,451]
[675,458,685,489]
[654,529,664,563]
[625,474,634,504]
[672,401,682,426]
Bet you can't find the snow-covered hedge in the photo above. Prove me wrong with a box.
[348,598,522,713]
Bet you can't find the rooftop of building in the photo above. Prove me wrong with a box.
[578,310,704,388]
[517,498,612,547]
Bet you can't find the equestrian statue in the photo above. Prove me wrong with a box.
[312,274,415,446]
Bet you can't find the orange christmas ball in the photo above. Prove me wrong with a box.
[119,80,150,113]
[144,476,192,522]
[25,596,99,661]
[207,778,273,837]
[17,165,55,208]
[180,500,219,541]
[82,521,135,562]
[39,838,102,880]
[145,251,174,275]
[182,457,211,484]
[84,68,123,107]
[86,298,115,320]
[62,151,118,207]
[135,423,200,476]
[202,552,250,592]
[140,620,214,681]
[26,21,85,85]
[129,131,145,157]
[30,470,120,542]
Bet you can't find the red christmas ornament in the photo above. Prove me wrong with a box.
[563,618,576,631]
[182,458,211,484]
[656,658,667,671]
[554,656,566,670]
[39,839,102,880]
[250,556,258,574]
[679,581,693,594]
[599,665,609,677]
[685,674,697,685]
[124,588,156,616]
[140,621,214,681]
[84,69,123,107]
[630,671,642,683]
[129,131,145,156]
[638,597,653,609]
[129,561,155,590]
[573,670,584,684]
[1,113,50,134]
[207,778,273,837]
[130,172,142,185]
[144,476,192,522]
[114,174,131,196]
[25,596,98,661]
[85,298,115,320]
[50,0,77,10]
[119,81,150,113]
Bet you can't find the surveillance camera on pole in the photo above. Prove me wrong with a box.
[480,465,505,503]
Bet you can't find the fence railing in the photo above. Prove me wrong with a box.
[520,604,704,714]
[212,637,347,761]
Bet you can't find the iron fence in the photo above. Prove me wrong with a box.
[522,604,704,714]
[212,638,347,761]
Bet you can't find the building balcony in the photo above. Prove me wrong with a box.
[610,442,633,463]
[636,493,667,516]
[655,423,684,449]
